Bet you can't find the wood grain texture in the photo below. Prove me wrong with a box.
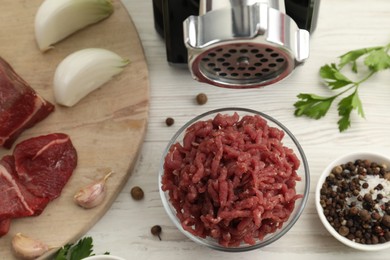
[0,0,149,259]
[85,0,390,259]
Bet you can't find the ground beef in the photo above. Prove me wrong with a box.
[161,112,303,247]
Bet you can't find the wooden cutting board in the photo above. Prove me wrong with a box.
[0,0,149,259]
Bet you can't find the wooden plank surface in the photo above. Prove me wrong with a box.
[0,0,149,259]
[83,0,390,259]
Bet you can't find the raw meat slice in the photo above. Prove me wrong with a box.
[0,57,55,149]
[0,155,49,220]
[0,218,11,237]
[0,133,77,237]
[13,133,78,200]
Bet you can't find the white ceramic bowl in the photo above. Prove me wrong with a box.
[315,151,390,251]
[159,107,310,252]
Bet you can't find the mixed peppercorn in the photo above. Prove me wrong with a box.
[320,159,390,245]
[130,186,144,200]
[196,93,208,105]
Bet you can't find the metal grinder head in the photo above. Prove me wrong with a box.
[184,0,310,88]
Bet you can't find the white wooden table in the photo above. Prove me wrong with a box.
[86,1,390,259]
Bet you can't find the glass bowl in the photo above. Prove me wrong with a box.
[158,107,310,252]
[315,151,390,251]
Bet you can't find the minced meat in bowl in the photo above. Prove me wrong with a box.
[159,108,310,252]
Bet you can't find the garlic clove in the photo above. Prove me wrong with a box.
[35,0,114,52]
[53,48,129,107]
[12,233,50,260]
[74,171,113,209]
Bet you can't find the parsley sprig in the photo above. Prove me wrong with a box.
[294,43,390,132]
[54,237,109,260]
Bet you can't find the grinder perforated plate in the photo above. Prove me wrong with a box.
[191,43,294,88]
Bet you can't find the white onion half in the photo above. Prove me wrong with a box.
[35,0,114,52]
[53,48,129,107]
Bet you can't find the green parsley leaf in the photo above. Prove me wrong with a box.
[69,237,94,260]
[294,93,336,119]
[337,91,365,132]
[338,46,382,69]
[294,42,389,132]
[55,244,71,260]
[351,61,358,73]
[54,237,109,260]
[319,64,352,89]
[364,49,390,71]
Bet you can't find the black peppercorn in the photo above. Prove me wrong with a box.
[373,225,383,235]
[379,236,386,243]
[382,215,390,228]
[375,183,384,190]
[349,206,359,216]
[371,212,381,221]
[346,219,354,228]
[371,235,379,244]
[165,117,175,126]
[385,231,390,240]
[359,209,371,222]
[355,230,363,238]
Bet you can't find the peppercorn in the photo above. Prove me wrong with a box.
[373,225,383,235]
[359,209,371,222]
[196,93,208,105]
[352,189,359,196]
[339,226,349,237]
[332,165,343,175]
[376,194,384,201]
[165,117,175,127]
[151,225,162,240]
[130,186,144,200]
[355,230,363,238]
[382,215,390,227]
[385,231,390,240]
[349,206,359,216]
[371,212,381,221]
[363,193,373,202]
[375,183,384,190]
[347,234,355,240]
[371,235,379,244]
[333,219,341,228]
[346,219,354,227]
[320,160,390,245]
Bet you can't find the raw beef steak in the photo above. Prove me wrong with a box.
[14,133,78,200]
[0,57,54,149]
[0,155,50,218]
[0,133,77,237]
[0,156,50,236]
